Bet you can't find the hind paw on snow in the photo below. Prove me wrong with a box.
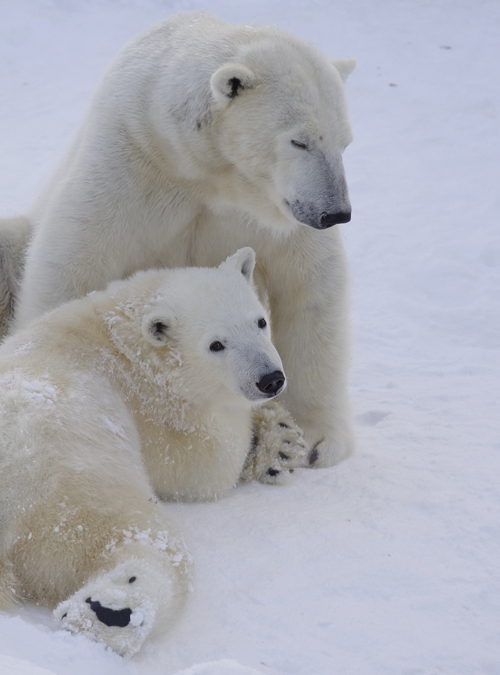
[83,596,134,628]
[55,565,155,658]
[242,401,308,485]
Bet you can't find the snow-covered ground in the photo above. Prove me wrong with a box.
[0,1,499,673]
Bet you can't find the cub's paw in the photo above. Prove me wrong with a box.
[241,401,308,485]
[54,558,157,658]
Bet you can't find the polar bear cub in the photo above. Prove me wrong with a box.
[0,248,305,657]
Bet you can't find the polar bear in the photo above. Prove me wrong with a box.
[0,11,356,467]
[0,248,306,657]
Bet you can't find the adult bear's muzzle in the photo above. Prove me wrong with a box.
[290,200,351,230]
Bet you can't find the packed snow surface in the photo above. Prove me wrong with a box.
[0,1,499,674]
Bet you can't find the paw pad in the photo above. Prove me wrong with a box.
[85,597,132,628]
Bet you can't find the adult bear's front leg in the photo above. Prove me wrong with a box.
[260,225,355,468]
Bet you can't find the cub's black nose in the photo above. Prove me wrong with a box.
[256,370,285,396]
[319,211,351,228]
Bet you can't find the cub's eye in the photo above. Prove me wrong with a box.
[291,140,307,150]
[210,341,225,352]
[258,318,267,329]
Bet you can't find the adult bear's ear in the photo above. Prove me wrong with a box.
[331,57,357,83]
[142,314,170,346]
[222,247,256,284]
[210,64,256,107]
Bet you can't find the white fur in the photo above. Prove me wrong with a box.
[8,11,356,466]
[0,216,31,337]
[0,250,300,656]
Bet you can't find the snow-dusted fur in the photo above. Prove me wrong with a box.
[0,249,306,657]
[1,11,356,467]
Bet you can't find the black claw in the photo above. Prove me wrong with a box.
[267,468,280,477]
[279,451,290,460]
[62,613,67,619]
[309,448,320,465]
[278,422,290,428]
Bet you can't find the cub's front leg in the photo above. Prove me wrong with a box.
[241,401,308,485]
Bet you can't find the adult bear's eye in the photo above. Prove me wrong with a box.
[258,318,267,329]
[291,140,307,150]
[210,341,225,352]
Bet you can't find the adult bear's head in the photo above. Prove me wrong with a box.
[208,34,356,233]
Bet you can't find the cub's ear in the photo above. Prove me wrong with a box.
[142,315,170,346]
[210,64,256,107]
[331,57,357,83]
[222,247,256,284]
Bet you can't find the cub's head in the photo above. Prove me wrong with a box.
[141,248,285,405]
[208,33,356,232]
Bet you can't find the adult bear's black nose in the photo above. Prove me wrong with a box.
[256,371,285,396]
[319,211,351,228]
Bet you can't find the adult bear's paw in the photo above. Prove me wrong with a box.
[305,432,355,468]
[241,401,308,485]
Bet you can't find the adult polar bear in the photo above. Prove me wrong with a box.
[6,11,357,467]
